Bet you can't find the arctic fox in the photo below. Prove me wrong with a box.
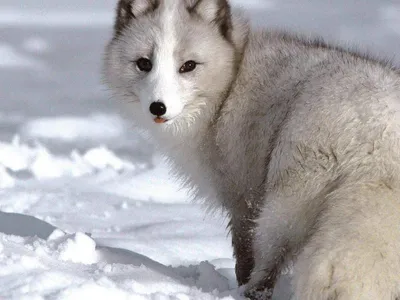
[104,0,400,299]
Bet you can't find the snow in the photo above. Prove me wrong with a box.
[0,8,113,28]
[0,226,235,299]
[22,37,50,54]
[0,44,44,69]
[0,137,136,181]
[0,137,235,299]
[380,5,400,35]
[50,231,99,265]
[231,0,274,10]
[21,114,126,142]
[0,165,15,189]
[0,0,399,299]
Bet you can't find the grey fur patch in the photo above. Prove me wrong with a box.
[114,0,159,35]
[187,0,233,41]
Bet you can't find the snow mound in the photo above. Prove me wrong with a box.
[21,114,126,142]
[0,232,239,299]
[22,37,50,54]
[0,43,44,69]
[83,147,127,171]
[0,136,135,184]
[48,231,99,265]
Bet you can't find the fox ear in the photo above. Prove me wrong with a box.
[189,0,232,39]
[114,0,158,35]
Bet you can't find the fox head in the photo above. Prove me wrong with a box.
[104,0,248,137]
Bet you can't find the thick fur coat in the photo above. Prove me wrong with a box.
[104,0,400,299]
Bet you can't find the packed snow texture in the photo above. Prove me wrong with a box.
[0,0,399,299]
[0,135,242,300]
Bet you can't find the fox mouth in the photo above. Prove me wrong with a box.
[154,117,168,124]
[152,104,190,125]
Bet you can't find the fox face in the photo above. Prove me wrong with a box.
[104,0,239,135]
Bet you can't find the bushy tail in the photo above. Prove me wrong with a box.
[293,181,400,300]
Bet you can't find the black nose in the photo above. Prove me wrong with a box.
[149,102,167,116]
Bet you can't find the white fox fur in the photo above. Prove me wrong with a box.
[104,0,400,299]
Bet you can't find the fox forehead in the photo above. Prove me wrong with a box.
[128,6,200,61]
[115,0,235,70]
[154,2,179,68]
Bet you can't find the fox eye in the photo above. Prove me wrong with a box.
[136,58,152,72]
[179,60,197,73]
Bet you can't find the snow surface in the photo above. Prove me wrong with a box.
[0,0,399,299]
[0,44,44,69]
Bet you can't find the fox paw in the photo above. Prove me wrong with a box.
[244,287,273,300]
